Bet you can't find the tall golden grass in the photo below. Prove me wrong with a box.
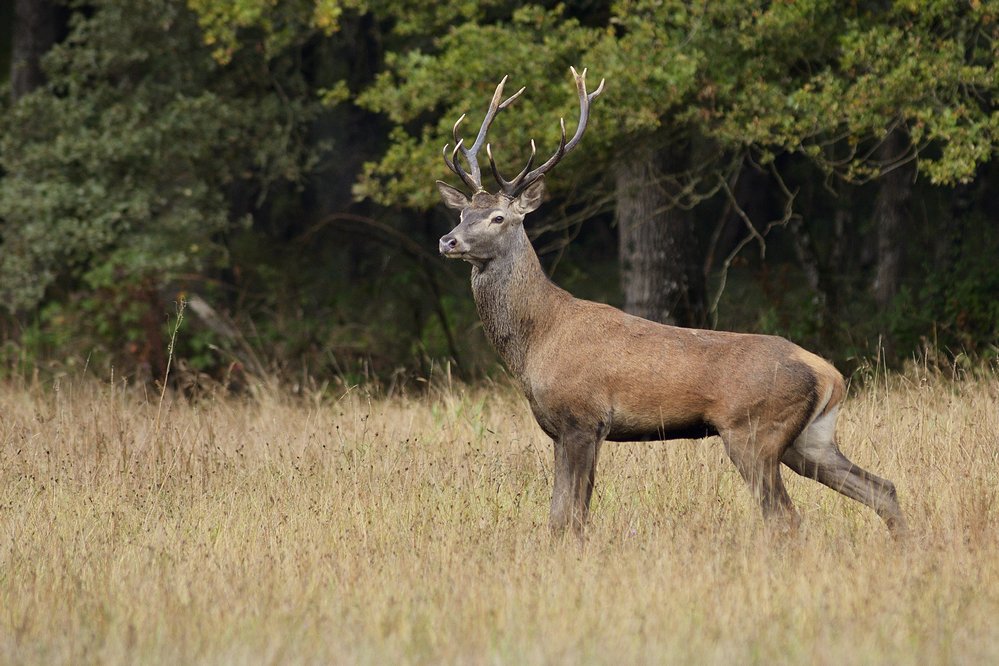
[1,364,998,664]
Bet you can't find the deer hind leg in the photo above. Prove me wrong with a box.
[550,427,602,540]
[583,439,603,512]
[721,426,800,532]
[781,406,907,537]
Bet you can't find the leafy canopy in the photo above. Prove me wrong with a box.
[0,0,319,311]
[354,0,998,208]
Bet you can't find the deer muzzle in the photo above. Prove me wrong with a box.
[439,234,463,257]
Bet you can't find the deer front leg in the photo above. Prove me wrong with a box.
[550,429,599,539]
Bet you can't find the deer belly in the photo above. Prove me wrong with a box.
[606,412,718,442]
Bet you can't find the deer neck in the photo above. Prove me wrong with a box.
[470,229,557,379]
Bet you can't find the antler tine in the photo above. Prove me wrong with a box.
[450,115,481,190]
[448,76,525,191]
[511,66,603,194]
[443,138,479,192]
[487,139,537,195]
[564,66,603,153]
[444,110,480,190]
[498,85,526,110]
[450,114,466,149]
[442,68,602,196]
[450,139,479,192]
[517,116,567,191]
[466,77,523,154]
[442,138,457,173]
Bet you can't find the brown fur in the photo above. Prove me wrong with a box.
[438,179,907,541]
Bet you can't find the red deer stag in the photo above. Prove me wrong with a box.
[436,68,907,539]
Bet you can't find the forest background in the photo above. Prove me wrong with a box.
[2,0,997,390]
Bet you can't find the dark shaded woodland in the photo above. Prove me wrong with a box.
[2,0,997,388]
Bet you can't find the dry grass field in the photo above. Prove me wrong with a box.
[1,364,998,664]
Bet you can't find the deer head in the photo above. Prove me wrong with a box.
[437,67,605,268]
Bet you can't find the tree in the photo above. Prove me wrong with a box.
[3,0,997,381]
[871,128,913,312]
[702,1,998,346]
[10,0,63,100]
[0,0,320,376]
[615,144,705,325]
[357,2,719,325]
[706,3,998,186]
[186,0,365,65]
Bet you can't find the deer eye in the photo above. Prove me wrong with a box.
[491,215,504,224]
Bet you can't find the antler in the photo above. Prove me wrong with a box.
[487,66,605,197]
[442,76,526,192]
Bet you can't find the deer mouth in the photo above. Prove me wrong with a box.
[442,250,481,263]
[440,247,488,269]
[440,246,465,259]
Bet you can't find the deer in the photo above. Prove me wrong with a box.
[435,67,908,540]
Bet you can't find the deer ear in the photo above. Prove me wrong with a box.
[437,181,470,210]
[514,177,546,214]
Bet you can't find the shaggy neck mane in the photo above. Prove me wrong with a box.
[469,228,562,379]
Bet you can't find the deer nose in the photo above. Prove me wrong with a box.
[439,235,459,254]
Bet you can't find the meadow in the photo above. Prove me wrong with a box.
[1,363,998,664]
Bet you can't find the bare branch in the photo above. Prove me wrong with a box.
[707,160,801,328]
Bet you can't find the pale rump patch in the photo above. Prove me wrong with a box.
[810,383,834,424]
[791,346,846,420]
[793,405,840,465]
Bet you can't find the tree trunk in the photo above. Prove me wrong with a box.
[615,145,705,327]
[11,0,60,101]
[871,129,913,310]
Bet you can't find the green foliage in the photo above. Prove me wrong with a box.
[356,4,607,208]
[3,0,998,382]
[706,2,999,184]
[888,216,999,356]
[358,0,998,211]
[187,0,366,63]
[0,0,319,357]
